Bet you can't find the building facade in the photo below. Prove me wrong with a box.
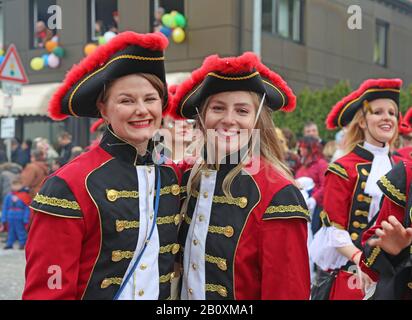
[0,0,411,147]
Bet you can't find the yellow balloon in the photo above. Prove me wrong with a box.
[84,43,98,56]
[172,27,185,44]
[30,57,44,71]
[0,49,4,56]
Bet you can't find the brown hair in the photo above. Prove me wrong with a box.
[97,73,166,109]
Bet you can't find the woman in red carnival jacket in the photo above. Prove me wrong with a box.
[173,52,311,300]
[309,78,403,300]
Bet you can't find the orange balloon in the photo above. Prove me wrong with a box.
[45,41,58,53]
[84,43,98,56]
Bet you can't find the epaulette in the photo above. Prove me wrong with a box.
[262,184,310,222]
[327,162,349,180]
[30,176,83,218]
[377,161,407,208]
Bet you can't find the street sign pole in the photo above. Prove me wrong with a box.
[4,94,13,162]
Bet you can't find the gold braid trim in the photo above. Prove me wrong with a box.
[320,211,345,230]
[180,186,187,194]
[159,243,180,254]
[116,220,139,232]
[205,254,228,271]
[380,176,406,203]
[328,163,348,178]
[107,185,180,202]
[365,247,381,267]
[184,215,234,237]
[265,205,310,217]
[33,194,80,211]
[159,272,175,284]
[205,284,228,297]
[100,277,123,289]
[156,215,176,225]
[111,250,134,262]
[191,190,247,208]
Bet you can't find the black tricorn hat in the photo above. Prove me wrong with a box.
[171,52,296,119]
[49,31,169,120]
[326,78,402,129]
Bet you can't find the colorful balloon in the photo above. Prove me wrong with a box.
[104,31,117,43]
[0,56,5,65]
[30,57,44,71]
[160,26,172,38]
[174,13,187,28]
[162,14,176,28]
[98,36,106,45]
[84,43,98,56]
[42,54,49,67]
[0,49,4,56]
[47,53,60,68]
[45,40,58,53]
[172,27,186,44]
[53,46,65,58]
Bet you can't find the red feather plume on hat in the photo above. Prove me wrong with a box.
[326,78,403,130]
[49,31,169,120]
[90,118,105,134]
[399,108,412,135]
[172,52,296,114]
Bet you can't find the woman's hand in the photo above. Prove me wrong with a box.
[368,215,412,256]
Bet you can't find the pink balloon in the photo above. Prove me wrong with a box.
[47,53,60,68]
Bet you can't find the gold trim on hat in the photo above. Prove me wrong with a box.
[337,88,400,128]
[68,54,165,117]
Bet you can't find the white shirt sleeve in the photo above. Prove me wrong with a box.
[309,226,353,271]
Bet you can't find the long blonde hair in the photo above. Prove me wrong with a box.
[343,101,399,154]
[186,92,293,200]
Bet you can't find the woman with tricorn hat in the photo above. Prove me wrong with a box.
[23,32,182,300]
[309,78,402,300]
[358,107,412,300]
[172,52,311,300]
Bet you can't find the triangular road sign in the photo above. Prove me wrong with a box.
[0,44,29,84]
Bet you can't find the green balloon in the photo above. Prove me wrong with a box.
[53,46,65,58]
[98,36,106,45]
[175,13,186,28]
[162,14,174,28]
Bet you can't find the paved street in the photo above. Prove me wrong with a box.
[0,234,25,300]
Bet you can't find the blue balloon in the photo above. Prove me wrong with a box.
[42,54,49,67]
[0,56,4,65]
[160,26,172,37]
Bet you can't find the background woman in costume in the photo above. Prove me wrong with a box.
[309,78,402,300]
[161,84,196,164]
[173,52,311,300]
[23,32,182,300]
[295,136,328,236]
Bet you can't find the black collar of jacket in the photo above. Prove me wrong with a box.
[353,143,394,163]
[353,144,375,162]
[99,126,155,165]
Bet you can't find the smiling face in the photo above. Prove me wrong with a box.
[204,91,257,157]
[360,98,398,146]
[98,74,163,151]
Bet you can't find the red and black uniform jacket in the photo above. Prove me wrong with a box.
[23,128,182,300]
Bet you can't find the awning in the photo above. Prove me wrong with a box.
[0,72,191,117]
[0,82,61,117]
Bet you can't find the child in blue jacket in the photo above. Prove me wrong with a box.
[1,177,31,249]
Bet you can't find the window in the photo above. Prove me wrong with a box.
[374,20,389,67]
[30,0,57,49]
[262,0,303,43]
[151,0,185,32]
[88,0,118,42]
